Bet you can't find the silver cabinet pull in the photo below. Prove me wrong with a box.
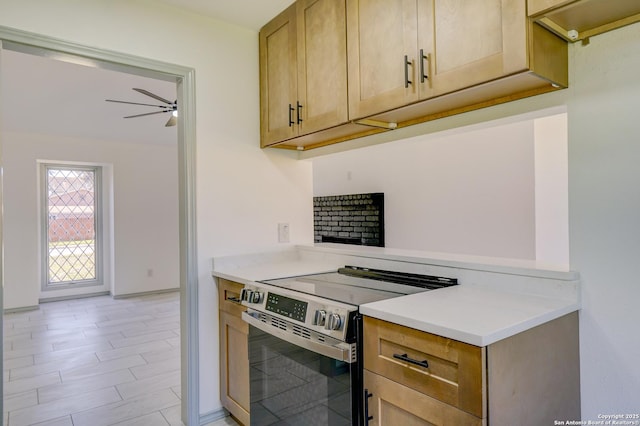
[420,49,430,83]
[404,55,413,88]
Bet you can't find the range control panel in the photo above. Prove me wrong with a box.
[265,292,307,322]
[240,283,356,341]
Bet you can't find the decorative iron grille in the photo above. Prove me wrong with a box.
[46,167,97,284]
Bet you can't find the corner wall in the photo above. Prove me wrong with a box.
[567,23,640,418]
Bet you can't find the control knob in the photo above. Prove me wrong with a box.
[313,310,327,326]
[251,291,263,303]
[326,313,342,331]
[240,288,252,302]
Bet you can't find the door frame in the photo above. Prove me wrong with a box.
[0,26,200,425]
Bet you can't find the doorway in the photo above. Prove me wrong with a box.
[0,27,199,424]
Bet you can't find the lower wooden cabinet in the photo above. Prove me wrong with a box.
[364,370,484,426]
[363,313,580,426]
[218,279,249,425]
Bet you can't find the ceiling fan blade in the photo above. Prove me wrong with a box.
[133,88,173,105]
[165,115,177,127]
[124,110,171,119]
[106,99,168,108]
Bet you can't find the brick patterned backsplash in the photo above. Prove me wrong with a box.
[313,193,384,247]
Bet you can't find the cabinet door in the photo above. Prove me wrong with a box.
[260,4,298,147]
[364,370,484,426]
[347,0,420,120]
[363,316,485,418]
[219,310,249,425]
[418,0,528,98]
[296,0,348,136]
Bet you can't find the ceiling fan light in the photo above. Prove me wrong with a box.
[165,115,177,127]
[172,110,178,117]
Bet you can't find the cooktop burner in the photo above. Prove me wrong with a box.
[260,266,458,306]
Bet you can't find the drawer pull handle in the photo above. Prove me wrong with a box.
[226,296,242,304]
[393,353,429,368]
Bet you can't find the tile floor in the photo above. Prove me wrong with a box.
[3,291,238,426]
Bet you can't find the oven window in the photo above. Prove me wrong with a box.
[249,326,354,425]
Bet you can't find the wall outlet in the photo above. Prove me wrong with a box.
[147,268,153,277]
[278,223,290,243]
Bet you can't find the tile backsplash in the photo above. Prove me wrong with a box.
[313,193,384,247]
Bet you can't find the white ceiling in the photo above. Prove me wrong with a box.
[1,49,178,145]
[0,1,294,146]
[155,0,295,31]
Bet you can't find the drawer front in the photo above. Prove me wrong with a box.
[217,279,245,316]
[364,370,484,426]
[364,316,485,418]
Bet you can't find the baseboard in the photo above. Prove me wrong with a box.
[112,288,179,299]
[4,305,40,314]
[200,408,229,425]
[38,291,111,304]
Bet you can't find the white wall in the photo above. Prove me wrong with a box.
[566,24,640,418]
[534,113,569,267]
[0,0,314,416]
[313,119,537,259]
[1,131,180,307]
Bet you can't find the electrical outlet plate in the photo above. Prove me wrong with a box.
[278,223,290,243]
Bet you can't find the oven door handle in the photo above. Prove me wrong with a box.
[242,310,356,363]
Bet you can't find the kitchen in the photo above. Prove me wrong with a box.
[1,0,639,425]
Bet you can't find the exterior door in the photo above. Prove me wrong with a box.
[42,164,103,290]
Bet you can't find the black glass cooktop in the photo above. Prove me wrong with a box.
[260,266,457,306]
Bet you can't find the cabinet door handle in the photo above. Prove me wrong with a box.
[296,101,303,124]
[364,388,373,425]
[288,103,295,127]
[393,353,429,368]
[404,55,412,88]
[420,49,430,83]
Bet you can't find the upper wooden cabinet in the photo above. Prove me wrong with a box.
[528,0,640,42]
[350,0,567,126]
[260,0,349,147]
[259,0,568,150]
[348,0,535,120]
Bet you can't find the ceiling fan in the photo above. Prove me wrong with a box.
[106,88,178,127]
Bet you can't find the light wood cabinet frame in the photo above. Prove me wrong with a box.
[259,0,350,148]
[363,312,581,426]
[528,0,640,42]
[260,0,568,151]
[364,316,486,418]
[217,279,249,425]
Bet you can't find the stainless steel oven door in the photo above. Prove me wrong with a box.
[243,309,359,425]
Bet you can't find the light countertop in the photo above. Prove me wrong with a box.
[359,285,579,346]
[211,245,580,347]
[212,259,339,286]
